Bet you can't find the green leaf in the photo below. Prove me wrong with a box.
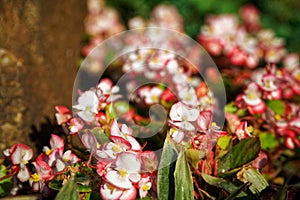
[157,135,178,200]
[86,191,101,200]
[217,136,232,150]
[78,185,92,193]
[49,178,63,190]
[242,167,269,194]
[90,127,110,144]
[218,137,260,174]
[55,178,80,200]
[0,166,12,198]
[174,148,194,200]
[113,101,130,115]
[266,100,285,115]
[259,132,279,151]
[201,173,248,198]
[186,148,206,169]
[225,182,251,200]
[225,102,238,114]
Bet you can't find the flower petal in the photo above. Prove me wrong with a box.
[105,170,132,189]
[17,166,30,182]
[116,152,141,172]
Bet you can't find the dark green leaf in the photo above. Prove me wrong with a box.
[259,132,279,151]
[174,148,194,200]
[201,173,248,198]
[218,137,260,173]
[157,135,178,200]
[55,178,80,200]
[225,182,250,200]
[49,178,63,190]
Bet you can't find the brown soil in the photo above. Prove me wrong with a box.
[0,0,87,152]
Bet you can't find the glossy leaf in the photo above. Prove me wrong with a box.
[157,135,178,200]
[201,173,248,198]
[218,137,260,173]
[174,148,194,200]
[55,178,80,200]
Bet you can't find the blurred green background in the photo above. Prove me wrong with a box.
[107,0,300,53]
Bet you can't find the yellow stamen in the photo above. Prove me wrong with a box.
[119,169,128,178]
[142,184,151,191]
[247,125,254,133]
[248,92,257,99]
[45,149,53,156]
[30,173,40,182]
[112,145,121,153]
[275,114,281,121]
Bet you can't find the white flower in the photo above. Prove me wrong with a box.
[169,101,199,131]
[105,152,141,189]
[73,90,99,122]
[179,87,197,106]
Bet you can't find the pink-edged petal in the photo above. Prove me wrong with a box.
[110,119,121,136]
[126,136,142,151]
[55,106,71,115]
[141,151,158,172]
[17,165,30,182]
[119,185,137,200]
[169,102,182,121]
[10,144,33,165]
[69,118,84,133]
[32,160,52,180]
[78,110,96,122]
[252,151,268,169]
[110,136,132,150]
[235,121,252,140]
[116,152,141,172]
[170,129,184,143]
[197,110,212,130]
[81,131,98,153]
[50,134,64,150]
[100,183,123,200]
[128,173,141,183]
[172,121,195,131]
[181,104,199,121]
[105,170,132,189]
[56,159,66,172]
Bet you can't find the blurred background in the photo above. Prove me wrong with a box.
[0,0,299,152]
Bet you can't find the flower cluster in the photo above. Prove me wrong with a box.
[230,62,300,149]
[2,134,80,195]
[198,4,286,69]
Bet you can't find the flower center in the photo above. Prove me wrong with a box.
[142,184,151,191]
[119,169,128,178]
[112,145,121,153]
[30,173,40,182]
